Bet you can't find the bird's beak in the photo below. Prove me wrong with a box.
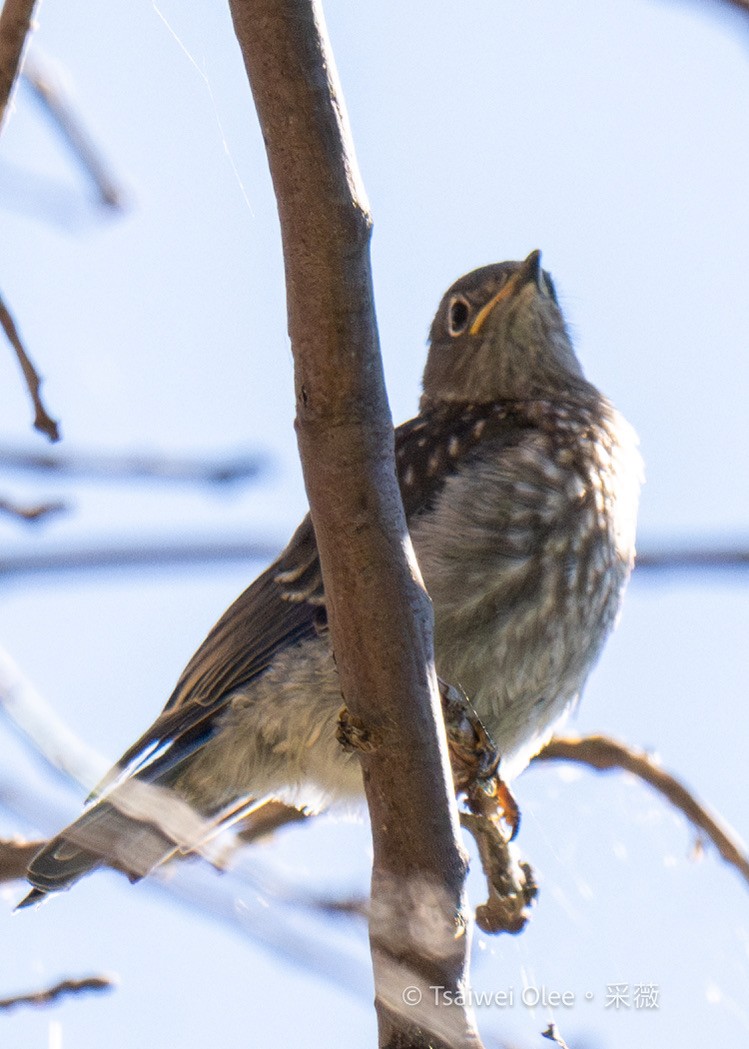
[517,249,543,289]
[469,249,544,336]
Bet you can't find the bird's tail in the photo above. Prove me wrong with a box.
[19,778,214,907]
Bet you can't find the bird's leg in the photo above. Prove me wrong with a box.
[460,809,538,935]
[437,679,521,837]
[436,679,537,933]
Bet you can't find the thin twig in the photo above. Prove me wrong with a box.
[635,546,749,572]
[0,443,267,485]
[535,735,749,888]
[541,1023,571,1049]
[0,291,60,442]
[0,495,66,522]
[0,975,115,1011]
[1,537,747,581]
[22,58,126,210]
[0,537,281,577]
[0,838,44,882]
[0,645,109,790]
[0,0,39,131]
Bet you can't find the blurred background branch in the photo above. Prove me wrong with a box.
[0,536,746,578]
[22,57,126,210]
[0,975,115,1011]
[0,494,65,522]
[0,838,43,882]
[535,735,749,888]
[0,442,268,485]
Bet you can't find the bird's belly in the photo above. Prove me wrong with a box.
[429,542,627,777]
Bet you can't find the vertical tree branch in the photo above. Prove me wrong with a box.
[227,2,481,1046]
[0,0,39,131]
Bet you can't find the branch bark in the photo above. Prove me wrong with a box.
[227,3,480,1046]
[536,735,749,888]
[0,0,38,131]
[0,839,44,882]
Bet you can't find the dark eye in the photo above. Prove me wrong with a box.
[447,295,471,336]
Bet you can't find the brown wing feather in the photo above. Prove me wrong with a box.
[102,402,543,790]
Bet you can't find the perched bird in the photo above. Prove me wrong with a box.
[23,250,641,903]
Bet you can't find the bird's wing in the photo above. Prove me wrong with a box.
[100,402,542,791]
[96,516,326,791]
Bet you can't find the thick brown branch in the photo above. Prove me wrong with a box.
[0,291,60,442]
[535,735,749,888]
[0,839,44,882]
[0,0,38,130]
[227,3,479,1046]
[0,975,115,1011]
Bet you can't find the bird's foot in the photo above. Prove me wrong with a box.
[336,706,379,754]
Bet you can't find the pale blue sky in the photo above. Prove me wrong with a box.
[1,2,748,1047]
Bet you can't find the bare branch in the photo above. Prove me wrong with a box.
[635,545,749,572]
[0,538,281,578]
[0,838,44,882]
[228,2,479,1045]
[1,536,746,583]
[22,58,126,210]
[0,443,267,486]
[535,735,749,888]
[0,291,60,442]
[0,645,109,790]
[0,975,115,1012]
[0,0,38,131]
[541,1023,571,1049]
[0,495,66,522]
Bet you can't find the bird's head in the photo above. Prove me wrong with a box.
[421,250,590,407]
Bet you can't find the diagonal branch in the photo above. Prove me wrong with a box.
[0,0,39,131]
[22,58,126,210]
[535,735,749,888]
[0,291,60,442]
[0,975,115,1012]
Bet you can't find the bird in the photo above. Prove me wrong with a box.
[22,249,641,904]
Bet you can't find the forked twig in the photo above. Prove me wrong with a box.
[0,291,59,442]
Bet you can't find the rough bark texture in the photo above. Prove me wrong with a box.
[227,2,481,1045]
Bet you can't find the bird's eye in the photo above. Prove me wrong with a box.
[447,295,471,336]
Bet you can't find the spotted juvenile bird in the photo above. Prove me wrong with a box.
[23,250,641,903]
